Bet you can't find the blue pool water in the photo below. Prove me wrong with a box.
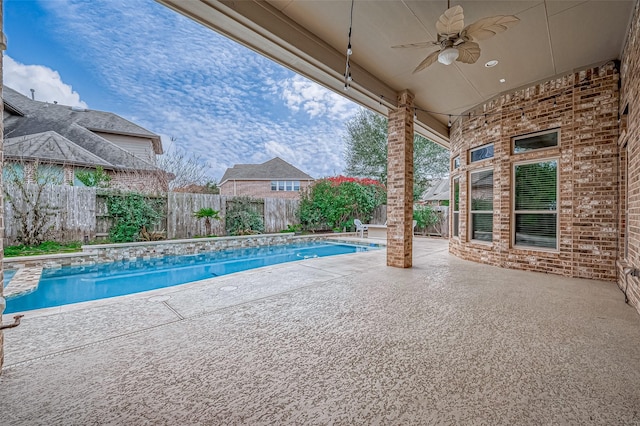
[3,269,17,287]
[4,241,378,313]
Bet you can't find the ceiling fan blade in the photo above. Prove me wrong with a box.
[391,41,438,49]
[456,41,481,64]
[413,50,441,73]
[435,5,465,38]
[463,15,520,41]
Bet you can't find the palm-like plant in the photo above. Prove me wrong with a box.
[193,208,220,236]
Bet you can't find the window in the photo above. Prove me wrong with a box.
[453,156,460,169]
[271,180,301,191]
[469,169,493,242]
[513,129,559,154]
[513,160,558,249]
[36,164,64,185]
[470,144,494,162]
[3,163,24,183]
[452,177,460,237]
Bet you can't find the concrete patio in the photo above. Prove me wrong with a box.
[1,238,639,425]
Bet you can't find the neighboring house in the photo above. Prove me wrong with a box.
[420,178,450,207]
[219,157,314,199]
[2,86,168,192]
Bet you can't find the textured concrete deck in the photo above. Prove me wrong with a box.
[1,238,639,425]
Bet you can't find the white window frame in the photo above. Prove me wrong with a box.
[512,158,559,251]
[468,167,494,243]
[271,180,301,191]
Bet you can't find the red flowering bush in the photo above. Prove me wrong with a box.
[298,176,386,232]
[326,175,385,188]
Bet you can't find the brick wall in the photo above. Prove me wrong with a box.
[219,180,311,199]
[386,90,414,268]
[450,62,620,283]
[618,0,640,314]
[108,169,169,193]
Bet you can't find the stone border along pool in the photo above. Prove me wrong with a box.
[2,233,385,299]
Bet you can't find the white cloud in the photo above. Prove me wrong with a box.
[27,0,355,180]
[3,55,88,108]
[263,140,298,163]
[279,75,358,120]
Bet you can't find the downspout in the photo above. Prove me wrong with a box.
[622,267,638,304]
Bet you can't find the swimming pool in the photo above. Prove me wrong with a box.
[4,241,379,313]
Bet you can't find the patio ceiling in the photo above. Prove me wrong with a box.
[157,0,634,148]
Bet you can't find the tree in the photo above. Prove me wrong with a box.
[156,137,214,191]
[3,160,63,246]
[343,108,450,199]
[193,207,220,236]
[344,109,389,183]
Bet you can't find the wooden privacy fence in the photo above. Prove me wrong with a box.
[3,184,96,245]
[3,186,302,245]
[370,204,449,237]
[167,193,299,239]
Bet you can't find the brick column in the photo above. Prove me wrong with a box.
[387,90,414,268]
[0,0,6,373]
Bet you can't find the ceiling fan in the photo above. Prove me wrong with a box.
[392,3,520,73]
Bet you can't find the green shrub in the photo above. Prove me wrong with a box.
[413,205,441,235]
[225,196,264,235]
[298,176,385,232]
[75,166,111,188]
[106,192,164,242]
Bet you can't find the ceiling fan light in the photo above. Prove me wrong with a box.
[438,47,459,65]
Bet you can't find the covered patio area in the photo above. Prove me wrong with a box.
[1,238,638,424]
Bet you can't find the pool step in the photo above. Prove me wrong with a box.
[4,267,43,298]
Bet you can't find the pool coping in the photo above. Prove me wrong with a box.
[2,235,386,317]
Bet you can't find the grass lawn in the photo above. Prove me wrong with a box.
[4,241,83,257]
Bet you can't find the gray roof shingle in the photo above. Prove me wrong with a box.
[220,157,314,183]
[3,86,162,171]
[4,131,112,168]
[421,178,450,201]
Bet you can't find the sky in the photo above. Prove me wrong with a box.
[3,0,360,181]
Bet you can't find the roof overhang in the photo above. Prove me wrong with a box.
[156,0,449,147]
[156,1,635,151]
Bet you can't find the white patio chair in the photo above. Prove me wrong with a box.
[354,219,368,238]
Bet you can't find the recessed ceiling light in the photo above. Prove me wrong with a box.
[485,60,499,68]
[499,78,506,83]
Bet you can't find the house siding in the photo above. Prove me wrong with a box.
[219,180,312,199]
[449,62,620,283]
[93,132,156,164]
